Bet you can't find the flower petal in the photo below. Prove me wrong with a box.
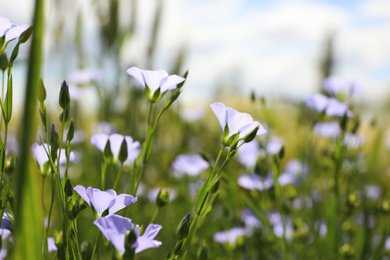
[134,224,162,254]
[87,187,116,215]
[109,134,124,160]
[160,75,185,92]
[108,194,138,215]
[141,69,168,94]
[210,102,227,130]
[74,185,91,205]
[226,108,253,137]
[126,67,146,88]
[4,24,29,42]
[31,143,50,168]
[94,215,133,254]
[0,16,12,36]
[90,133,109,152]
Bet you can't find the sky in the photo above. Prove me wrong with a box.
[2,0,390,109]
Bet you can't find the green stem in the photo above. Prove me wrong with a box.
[149,207,159,225]
[113,162,123,190]
[101,159,107,190]
[0,70,4,133]
[91,231,102,260]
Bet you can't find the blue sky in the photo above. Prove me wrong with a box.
[2,0,390,109]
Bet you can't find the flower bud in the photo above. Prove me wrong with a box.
[156,188,170,208]
[39,102,47,131]
[0,52,8,71]
[243,126,259,143]
[278,146,285,159]
[38,78,47,102]
[104,139,113,161]
[59,80,71,109]
[59,107,70,123]
[10,44,19,62]
[173,240,184,256]
[50,124,59,161]
[19,26,33,44]
[67,119,74,142]
[64,178,73,197]
[66,195,80,220]
[118,138,128,163]
[176,213,190,241]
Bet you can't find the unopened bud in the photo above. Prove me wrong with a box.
[118,138,128,163]
[64,178,73,197]
[244,126,259,143]
[104,139,113,161]
[59,80,71,109]
[67,119,74,142]
[19,26,33,44]
[38,78,47,102]
[176,213,190,241]
[0,52,7,71]
[156,188,170,208]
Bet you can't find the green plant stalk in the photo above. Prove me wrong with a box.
[0,70,4,133]
[13,0,45,258]
[113,162,124,190]
[101,159,108,190]
[149,207,159,225]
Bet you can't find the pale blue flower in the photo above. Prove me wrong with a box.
[172,154,209,177]
[94,215,162,254]
[305,93,352,117]
[68,69,101,85]
[213,227,248,245]
[126,67,185,102]
[313,121,341,138]
[237,141,263,169]
[237,173,273,191]
[210,102,266,146]
[0,16,30,44]
[31,143,76,172]
[90,133,140,165]
[343,133,364,149]
[266,136,283,155]
[74,185,137,217]
[241,209,261,228]
[323,75,362,96]
[48,237,57,253]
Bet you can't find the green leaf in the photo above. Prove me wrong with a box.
[195,175,213,215]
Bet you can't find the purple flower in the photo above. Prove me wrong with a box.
[278,159,307,186]
[126,67,185,102]
[171,154,209,177]
[305,93,352,117]
[237,141,262,169]
[304,93,329,112]
[31,143,76,173]
[237,173,273,191]
[213,227,248,245]
[1,213,13,231]
[365,185,381,200]
[90,133,140,166]
[0,16,30,45]
[325,98,353,117]
[241,209,261,228]
[74,185,137,217]
[323,75,362,97]
[48,237,57,253]
[94,215,162,254]
[210,102,267,146]
[266,136,283,155]
[313,121,341,138]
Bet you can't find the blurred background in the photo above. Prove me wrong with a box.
[2,0,390,114]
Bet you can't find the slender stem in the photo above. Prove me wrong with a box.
[91,231,102,260]
[101,159,108,190]
[0,70,5,133]
[149,207,159,225]
[113,162,123,190]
